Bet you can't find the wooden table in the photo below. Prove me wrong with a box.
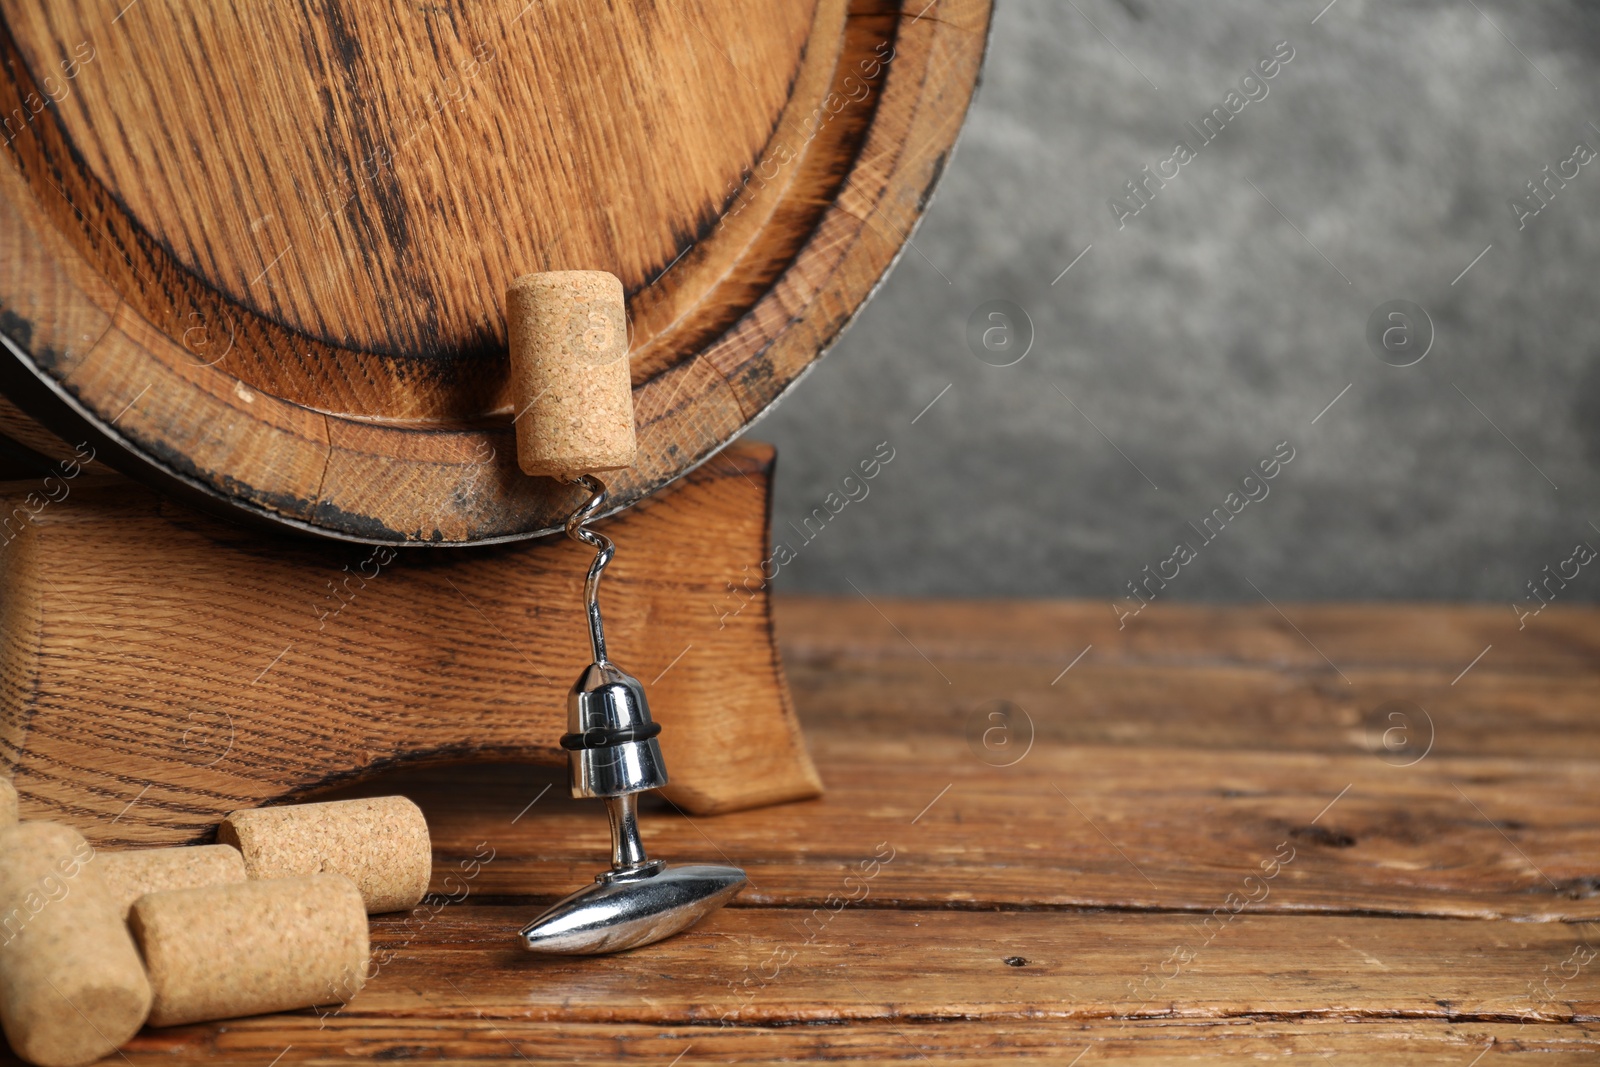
[81,598,1600,1063]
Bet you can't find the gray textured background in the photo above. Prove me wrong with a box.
[744,0,1600,604]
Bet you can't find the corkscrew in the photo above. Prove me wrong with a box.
[518,475,746,954]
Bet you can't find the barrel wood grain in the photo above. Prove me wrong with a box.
[0,0,992,543]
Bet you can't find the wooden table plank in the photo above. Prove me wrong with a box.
[776,597,1600,675]
[196,907,1596,1026]
[112,1017,1600,1067]
[790,657,1600,760]
[117,1019,1600,1065]
[363,736,1600,920]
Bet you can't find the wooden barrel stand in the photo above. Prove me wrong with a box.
[0,429,819,847]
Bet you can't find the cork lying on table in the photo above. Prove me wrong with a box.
[505,270,637,480]
[131,873,368,1027]
[218,795,431,913]
[97,844,248,918]
[0,778,16,825]
[0,821,152,1067]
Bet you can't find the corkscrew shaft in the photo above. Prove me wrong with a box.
[565,475,614,666]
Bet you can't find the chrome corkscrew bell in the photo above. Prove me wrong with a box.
[519,476,747,955]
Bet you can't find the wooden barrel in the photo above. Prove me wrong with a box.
[0,1,989,543]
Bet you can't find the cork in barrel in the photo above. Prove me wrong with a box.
[505,270,637,480]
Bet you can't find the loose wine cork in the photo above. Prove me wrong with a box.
[505,270,637,479]
[130,874,368,1027]
[0,822,152,1067]
[0,778,16,826]
[218,796,431,914]
[98,844,247,918]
